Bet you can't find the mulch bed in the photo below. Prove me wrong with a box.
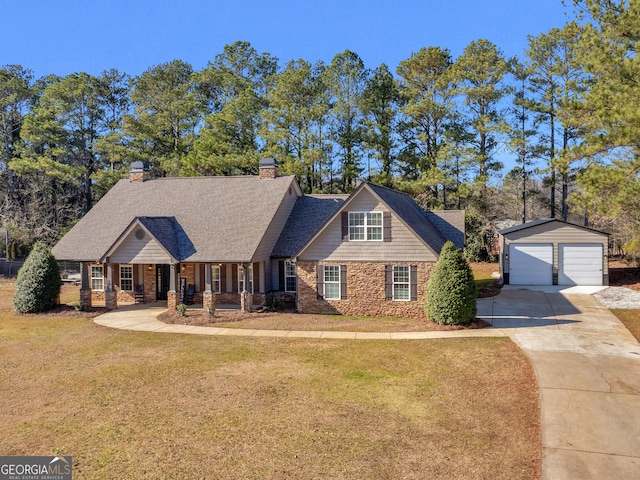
[17,305,108,318]
[159,308,491,331]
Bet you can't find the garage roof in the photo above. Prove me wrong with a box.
[498,218,608,237]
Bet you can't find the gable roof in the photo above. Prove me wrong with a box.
[103,216,196,263]
[365,183,448,254]
[498,218,609,236]
[295,182,452,258]
[271,194,348,258]
[52,175,300,263]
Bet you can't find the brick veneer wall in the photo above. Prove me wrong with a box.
[296,260,434,319]
[143,266,156,303]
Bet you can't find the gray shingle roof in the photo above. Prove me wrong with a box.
[52,175,298,262]
[135,216,195,261]
[271,194,348,258]
[365,183,448,254]
[425,210,465,250]
[498,218,608,236]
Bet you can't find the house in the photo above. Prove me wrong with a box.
[52,159,465,318]
[498,218,609,286]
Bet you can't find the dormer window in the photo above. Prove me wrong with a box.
[348,211,383,241]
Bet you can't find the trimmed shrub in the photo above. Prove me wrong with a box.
[425,241,477,325]
[13,242,61,313]
[176,303,187,316]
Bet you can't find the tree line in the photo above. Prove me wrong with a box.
[1,0,638,261]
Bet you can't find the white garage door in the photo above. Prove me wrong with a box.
[559,244,603,286]
[509,244,553,285]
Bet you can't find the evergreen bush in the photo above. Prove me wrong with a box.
[425,241,477,325]
[13,242,61,313]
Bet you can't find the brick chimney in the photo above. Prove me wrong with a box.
[130,161,150,182]
[259,158,278,179]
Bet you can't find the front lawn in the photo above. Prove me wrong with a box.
[0,284,540,479]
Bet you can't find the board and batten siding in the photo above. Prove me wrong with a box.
[299,189,437,262]
[108,229,174,264]
[501,222,608,282]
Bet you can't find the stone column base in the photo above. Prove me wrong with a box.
[240,292,253,313]
[105,290,117,310]
[80,289,92,309]
[203,290,215,313]
[167,290,177,310]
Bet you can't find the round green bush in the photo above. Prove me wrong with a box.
[13,242,61,313]
[425,241,477,325]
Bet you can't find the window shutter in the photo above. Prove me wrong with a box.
[340,265,347,299]
[385,265,393,300]
[220,265,227,293]
[253,263,259,293]
[383,212,392,242]
[278,261,285,291]
[231,264,238,293]
[410,265,418,301]
[342,212,349,241]
[316,264,324,299]
[114,264,120,289]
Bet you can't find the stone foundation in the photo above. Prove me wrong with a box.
[296,260,434,319]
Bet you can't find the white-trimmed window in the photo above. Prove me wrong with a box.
[120,265,133,291]
[349,211,383,241]
[324,265,341,299]
[211,265,221,294]
[386,265,417,301]
[238,265,254,293]
[91,265,104,291]
[285,261,297,292]
[393,266,410,301]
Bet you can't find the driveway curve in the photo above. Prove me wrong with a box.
[95,287,640,479]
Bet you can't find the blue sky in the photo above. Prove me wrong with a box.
[3,0,574,78]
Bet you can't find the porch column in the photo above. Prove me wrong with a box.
[79,262,92,309]
[105,262,117,310]
[167,263,177,310]
[202,263,215,313]
[240,262,252,313]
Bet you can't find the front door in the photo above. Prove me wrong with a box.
[156,264,170,300]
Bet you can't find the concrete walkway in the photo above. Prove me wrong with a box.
[94,303,503,339]
[95,289,640,479]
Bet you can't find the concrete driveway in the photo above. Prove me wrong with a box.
[478,286,640,479]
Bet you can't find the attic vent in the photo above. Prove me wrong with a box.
[134,229,145,240]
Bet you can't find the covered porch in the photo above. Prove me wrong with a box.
[77,261,266,313]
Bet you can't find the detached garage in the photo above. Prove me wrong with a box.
[498,219,608,286]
